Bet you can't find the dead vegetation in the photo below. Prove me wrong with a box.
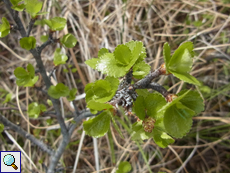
[1,0,230,172]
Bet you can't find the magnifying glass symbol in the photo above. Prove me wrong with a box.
[3,154,18,170]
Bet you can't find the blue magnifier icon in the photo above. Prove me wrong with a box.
[3,154,18,170]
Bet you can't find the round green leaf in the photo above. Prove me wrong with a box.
[27,63,35,77]
[125,41,143,70]
[116,161,132,173]
[14,64,37,87]
[20,36,36,50]
[47,99,53,106]
[87,100,113,111]
[164,103,195,138]
[125,40,146,62]
[24,76,38,87]
[133,96,146,120]
[60,33,77,48]
[43,17,67,31]
[83,111,111,138]
[25,0,43,18]
[93,80,112,102]
[67,88,77,101]
[85,58,99,69]
[152,129,175,148]
[114,44,132,65]
[131,121,150,141]
[132,61,150,79]
[0,17,10,38]
[96,53,127,77]
[53,48,68,66]
[169,47,193,74]
[28,102,46,118]
[40,35,48,43]
[158,89,191,113]
[98,48,109,58]
[14,67,29,78]
[145,93,167,119]
[178,90,204,114]
[48,83,70,99]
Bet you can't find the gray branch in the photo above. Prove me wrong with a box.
[0,113,54,155]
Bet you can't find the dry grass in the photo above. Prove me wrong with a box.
[1,0,230,173]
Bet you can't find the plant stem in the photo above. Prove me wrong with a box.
[0,114,54,155]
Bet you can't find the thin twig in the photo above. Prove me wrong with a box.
[133,66,164,90]
[26,18,36,37]
[47,110,95,173]
[146,82,169,98]
[0,113,54,155]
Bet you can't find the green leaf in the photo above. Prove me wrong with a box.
[134,93,167,120]
[125,41,143,70]
[165,42,200,86]
[116,161,132,173]
[86,41,147,77]
[47,99,53,106]
[14,67,30,86]
[24,76,39,87]
[43,17,66,31]
[25,0,43,18]
[164,102,195,138]
[145,93,167,119]
[96,53,127,77]
[14,64,38,87]
[27,63,35,77]
[114,44,132,65]
[48,83,70,99]
[10,0,23,6]
[84,83,94,93]
[53,48,68,66]
[85,58,99,69]
[131,121,150,141]
[168,42,194,73]
[10,0,25,11]
[40,35,48,43]
[28,102,46,118]
[60,33,77,48]
[177,90,204,114]
[104,76,119,96]
[98,48,109,58]
[92,80,112,102]
[132,61,150,79]
[36,11,48,16]
[158,90,191,113]
[11,4,26,11]
[152,128,174,148]
[34,19,46,26]
[0,17,10,38]
[87,100,113,111]
[20,36,36,50]
[83,111,111,138]
[125,40,146,62]
[0,124,4,133]
[163,42,171,74]
[171,71,201,86]
[133,96,146,120]
[135,89,149,98]
[85,79,115,104]
[67,88,77,101]
[2,93,12,104]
